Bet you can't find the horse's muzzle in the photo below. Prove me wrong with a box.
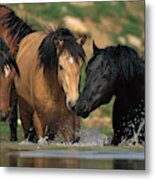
[75,100,89,118]
[0,111,7,121]
[66,99,77,111]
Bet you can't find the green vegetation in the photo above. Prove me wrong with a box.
[0,122,10,141]
[91,1,127,20]
[0,122,23,142]
[10,1,144,38]
[80,64,87,91]
[100,97,115,117]
[26,17,44,30]
[99,125,113,136]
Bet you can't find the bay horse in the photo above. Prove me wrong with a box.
[0,5,34,56]
[0,5,35,141]
[75,42,145,145]
[0,37,20,141]
[15,28,86,144]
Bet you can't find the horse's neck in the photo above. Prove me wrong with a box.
[0,7,33,56]
[115,77,144,106]
[0,13,17,56]
[0,6,9,19]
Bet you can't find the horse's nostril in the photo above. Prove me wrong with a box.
[0,112,7,121]
[68,101,75,110]
[71,105,75,111]
[81,101,88,112]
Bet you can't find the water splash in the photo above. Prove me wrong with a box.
[19,138,34,145]
[119,119,145,146]
[48,129,112,147]
[75,129,104,146]
[38,136,48,145]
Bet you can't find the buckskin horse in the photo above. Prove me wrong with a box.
[75,42,144,145]
[0,37,20,141]
[15,28,86,144]
[0,5,35,141]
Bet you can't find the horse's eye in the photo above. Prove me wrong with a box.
[59,65,63,70]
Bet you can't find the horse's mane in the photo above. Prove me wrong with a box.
[0,5,35,46]
[103,45,144,82]
[0,37,20,75]
[39,28,85,71]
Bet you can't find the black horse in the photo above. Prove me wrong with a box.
[75,42,145,145]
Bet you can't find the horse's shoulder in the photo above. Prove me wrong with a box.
[20,31,45,44]
[18,32,46,52]
[27,31,46,38]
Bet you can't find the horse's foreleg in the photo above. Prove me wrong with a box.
[111,98,123,145]
[112,98,129,145]
[19,98,36,142]
[9,86,18,142]
[33,111,46,144]
[9,102,18,141]
[72,113,80,143]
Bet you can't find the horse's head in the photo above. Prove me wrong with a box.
[0,38,19,121]
[75,41,115,118]
[39,28,86,110]
[56,35,87,110]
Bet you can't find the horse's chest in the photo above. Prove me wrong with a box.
[32,73,71,123]
[35,96,69,120]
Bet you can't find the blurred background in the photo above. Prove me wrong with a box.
[1,1,144,141]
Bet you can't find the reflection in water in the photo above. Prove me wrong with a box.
[0,128,145,170]
[113,159,144,170]
[19,157,145,169]
[9,155,18,167]
[20,158,80,168]
[1,149,145,170]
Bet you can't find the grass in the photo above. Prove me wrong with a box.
[121,22,142,37]
[0,121,24,142]
[11,2,144,25]
[100,97,115,117]
[26,17,43,30]
[80,64,87,91]
[10,2,144,43]
[99,126,113,136]
[91,1,126,19]
[0,122,10,141]
[10,1,144,54]
[23,3,86,21]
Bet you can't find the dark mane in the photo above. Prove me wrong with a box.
[0,5,35,45]
[0,37,20,75]
[103,45,144,82]
[39,28,85,71]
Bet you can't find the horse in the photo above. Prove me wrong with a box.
[0,5,35,141]
[0,5,35,56]
[75,42,145,145]
[0,37,20,141]
[15,27,86,144]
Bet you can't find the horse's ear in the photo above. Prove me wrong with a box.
[54,39,64,49]
[77,35,87,46]
[93,40,100,54]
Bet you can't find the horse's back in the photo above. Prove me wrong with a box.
[15,32,46,106]
[17,32,46,59]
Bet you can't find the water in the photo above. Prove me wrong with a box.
[0,143,145,170]
[0,129,145,170]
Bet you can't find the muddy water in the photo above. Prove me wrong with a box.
[0,143,145,170]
